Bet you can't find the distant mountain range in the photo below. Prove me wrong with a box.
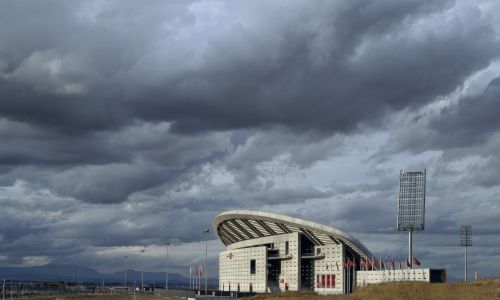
[0,264,216,286]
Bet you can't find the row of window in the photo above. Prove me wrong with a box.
[316,274,336,288]
[221,282,254,292]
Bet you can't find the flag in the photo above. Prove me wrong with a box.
[391,258,395,270]
[380,258,384,270]
[406,259,411,268]
[366,258,371,270]
[399,260,402,270]
[413,257,421,266]
[385,260,389,270]
[372,257,377,270]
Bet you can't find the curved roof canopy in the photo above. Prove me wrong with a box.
[213,210,372,259]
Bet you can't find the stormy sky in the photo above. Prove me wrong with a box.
[1,0,499,281]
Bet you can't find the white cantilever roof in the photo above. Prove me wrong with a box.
[213,210,372,259]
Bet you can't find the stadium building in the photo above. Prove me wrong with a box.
[213,210,372,294]
[213,210,445,295]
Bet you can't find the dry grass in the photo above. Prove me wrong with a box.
[21,279,500,300]
[20,295,174,300]
[252,279,500,300]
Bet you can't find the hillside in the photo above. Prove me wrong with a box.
[0,264,189,284]
[252,279,500,300]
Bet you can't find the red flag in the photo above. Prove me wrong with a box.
[391,258,395,270]
[406,259,411,268]
[365,258,370,270]
[372,257,377,270]
[413,257,421,266]
[380,258,384,270]
[399,260,402,270]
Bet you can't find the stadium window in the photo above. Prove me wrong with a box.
[250,259,256,274]
[317,248,321,255]
[285,241,289,255]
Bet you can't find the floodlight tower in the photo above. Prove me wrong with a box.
[397,169,426,269]
[460,225,472,282]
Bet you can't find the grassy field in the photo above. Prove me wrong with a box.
[253,279,500,300]
[20,279,500,300]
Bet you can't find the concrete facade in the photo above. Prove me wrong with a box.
[313,244,345,294]
[219,232,301,293]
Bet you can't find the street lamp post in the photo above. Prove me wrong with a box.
[124,255,128,289]
[203,229,210,296]
[140,247,145,291]
[166,241,170,299]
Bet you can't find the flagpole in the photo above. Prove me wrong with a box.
[353,258,356,291]
[348,259,351,294]
[409,230,413,269]
[343,260,345,294]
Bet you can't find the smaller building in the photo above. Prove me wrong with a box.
[356,269,446,287]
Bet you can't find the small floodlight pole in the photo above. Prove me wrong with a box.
[397,170,426,270]
[461,225,472,282]
[203,228,210,296]
[166,241,170,299]
[124,255,128,288]
[140,247,145,291]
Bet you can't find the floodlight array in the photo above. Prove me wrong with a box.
[460,225,472,247]
[397,170,426,231]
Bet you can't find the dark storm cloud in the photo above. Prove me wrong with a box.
[389,76,500,154]
[429,77,500,148]
[130,0,499,134]
[1,0,498,136]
